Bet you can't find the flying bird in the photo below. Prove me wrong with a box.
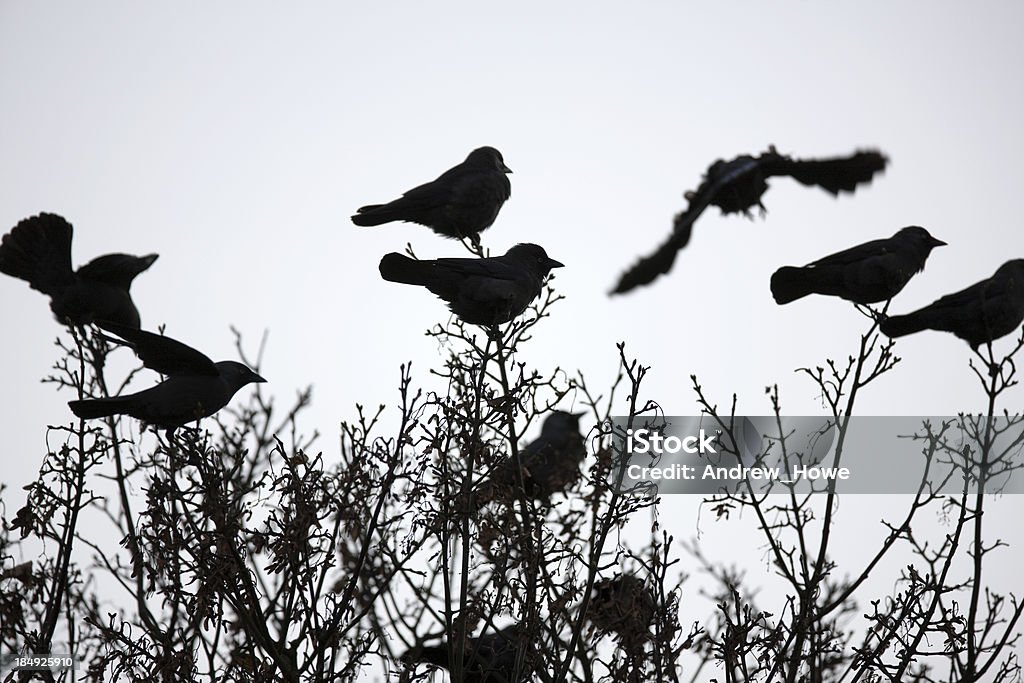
[0,213,158,328]
[352,146,512,244]
[611,147,888,295]
[379,243,563,326]
[475,411,587,509]
[68,321,265,433]
[770,226,946,305]
[402,624,533,683]
[880,260,1024,348]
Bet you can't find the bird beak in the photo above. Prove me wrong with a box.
[502,162,513,174]
[139,254,160,270]
[253,373,267,383]
[930,237,948,247]
[548,258,564,269]
[572,411,586,418]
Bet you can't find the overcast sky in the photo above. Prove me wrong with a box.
[1,0,1022,669]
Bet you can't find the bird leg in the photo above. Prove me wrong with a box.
[854,301,888,325]
[461,234,486,257]
[973,343,1000,378]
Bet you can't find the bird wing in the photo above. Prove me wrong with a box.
[806,236,895,268]
[396,158,483,207]
[97,321,219,376]
[609,206,704,294]
[0,213,75,293]
[610,156,766,295]
[76,253,154,285]
[436,254,529,281]
[762,150,888,194]
[926,274,1010,312]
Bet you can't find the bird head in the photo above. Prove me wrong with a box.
[541,410,585,436]
[507,243,563,276]
[469,146,513,174]
[216,361,267,392]
[78,253,160,288]
[899,225,947,250]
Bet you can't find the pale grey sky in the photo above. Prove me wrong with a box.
[1,1,1022,673]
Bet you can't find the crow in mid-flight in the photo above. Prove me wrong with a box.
[611,147,888,295]
[379,243,563,326]
[475,411,587,509]
[0,213,158,328]
[771,226,946,305]
[881,260,1024,348]
[352,146,512,244]
[69,321,265,433]
[402,624,533,683]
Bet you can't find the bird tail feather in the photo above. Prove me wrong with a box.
[68,396,132,420]
[787,152,888,194]
[770,266,814,304]
[880,313,927,339]
[352,203,406,227]
[0,213,75,294]
[379,253,434,285]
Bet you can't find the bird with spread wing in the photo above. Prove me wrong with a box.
[611,147,888,295]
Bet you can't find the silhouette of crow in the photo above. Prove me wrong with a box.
[0,213,158,327]
[589,574,656,651]
[402,624,533,683]
[68,322,265,432]
[881,260,1024,348]
[770,226,946,305]
[352,146,512,244]
[611,147,888,295]
[475,411,586,509]
[379,243,563,326]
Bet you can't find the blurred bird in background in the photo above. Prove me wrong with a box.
[402,624,534,683]
[475,411,587,509]
[589,574,656,652]
[612,147,888,294]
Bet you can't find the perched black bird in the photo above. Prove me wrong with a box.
[68,322,265,432]
[611,147,888,295]
[881,260,1024,348]
[589,574,656,651]
[0,213,158,328]
[476,411,587,509]
[403,625,533,683]
[379,243,563,326]
[352,146,512,243]
[770,226,946,305]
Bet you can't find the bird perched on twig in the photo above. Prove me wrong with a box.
[880,260,1024,348]
[402,624,534,683]
[0,213,158,328]
[475,411,587,509]
[379,243,563,326]
[611,147,888,295]
[352,146,512,244]
[68,321,265,434]
[770,226,946,305]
